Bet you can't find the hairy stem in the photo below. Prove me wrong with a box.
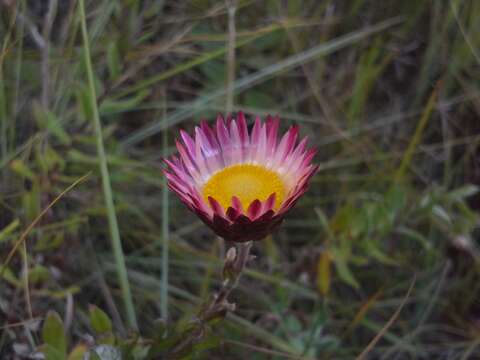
[170,241,253,356]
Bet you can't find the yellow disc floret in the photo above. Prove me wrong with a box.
[202,164,285,210]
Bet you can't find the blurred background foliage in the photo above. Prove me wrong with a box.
[1,0,480,358]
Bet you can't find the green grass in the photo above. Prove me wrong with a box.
[0,0,480,358]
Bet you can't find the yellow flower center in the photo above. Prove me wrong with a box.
[202,164,285,210]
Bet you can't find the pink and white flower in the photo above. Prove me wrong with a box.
[163,112,318,242]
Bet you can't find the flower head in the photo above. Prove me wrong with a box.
[163,112,318,242]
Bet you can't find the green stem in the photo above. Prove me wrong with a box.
[161,97,169,322]
[225,0,237,113]
[78,0,137,330]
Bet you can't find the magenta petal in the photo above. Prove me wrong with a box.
[250,116,262,144]
[225,114,233,128]
[301,148,317,168]
[175,140,199,177]
[216,114,230,148]
[274,125,298,165]
[266,115,279,156]
[212,214,232,237]
[237,112,248,144]
[257,209,275,222]
[194,130,210,176]
[208,196,225,216]
[200,120,218,148]
[229,215,252,235]
[277,187,308,214]
[289,137,308,162]
[284,126,299,157]
[180,130,196,158]
[163,159,191,185]
[247,199,262,219]
[226,206,240,221]
[229,120,243,162]
[188,192,210,213]
[264,193,276,212]
[231,196,244,213]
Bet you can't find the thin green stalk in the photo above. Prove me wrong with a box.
[394,86,438,183]
[225,0,237,113]
[12,0,25,149]
[0,8,15,162]
[450,0,480,65]
[78,0,137,330]
[161,94,169,322]
[0,66,7,163]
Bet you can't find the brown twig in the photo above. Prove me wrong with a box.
[356,274,417,360]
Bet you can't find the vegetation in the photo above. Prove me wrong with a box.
[1,0,480,358]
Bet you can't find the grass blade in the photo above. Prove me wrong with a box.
[78,0,137,330]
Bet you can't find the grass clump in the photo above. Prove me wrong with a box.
[1,0,480,358]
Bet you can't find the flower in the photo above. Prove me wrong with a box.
[163,112,318,242]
